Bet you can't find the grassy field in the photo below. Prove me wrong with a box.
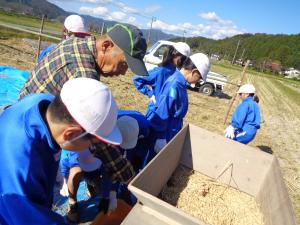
[0,10,63,32]
[0,12,300,223]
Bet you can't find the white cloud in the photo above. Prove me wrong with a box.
[127,16,136,23]
[110,11,126,20]
[181,22,194,30]
[116,2,139,14]
[145,5,161,13]
[126,16,143,27]
[181,11,244,39]
[147,13,243,40]
[150,20,183,32]
[79,6,108,16]
[199,12,220,22]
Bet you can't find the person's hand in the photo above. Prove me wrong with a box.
[224,125,235,139]
[149,95,156,104]
[98,198,109,214]
[108,191,118,212]
[59,180,69,197]
[154,139,167,153]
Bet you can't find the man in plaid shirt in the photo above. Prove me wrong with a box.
[19,23,148,197]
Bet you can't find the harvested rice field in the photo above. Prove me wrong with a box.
[160,165,264,225]
[0,38,299,223]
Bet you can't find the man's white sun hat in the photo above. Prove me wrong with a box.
[64,15,88,33]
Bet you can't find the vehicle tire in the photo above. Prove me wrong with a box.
[199,83,214,96]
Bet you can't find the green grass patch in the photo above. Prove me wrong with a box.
[0,27,60,43]
[212,61,300,87]
[269,79,300,105]
[0,10,63,31]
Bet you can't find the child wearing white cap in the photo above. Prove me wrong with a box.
[133,42,190,117]
[224,84,261,144]
[58,115,139,222]
[60,109,150,222]
[0,78,121,224]
[146,53,210,156]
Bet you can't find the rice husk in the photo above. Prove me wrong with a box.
[160,165,264,225]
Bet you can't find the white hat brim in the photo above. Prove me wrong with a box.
[92,126,122,146]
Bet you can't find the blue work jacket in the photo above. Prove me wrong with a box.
[133,64,176,116]
[0,94,66,224]
[147,69,188,142]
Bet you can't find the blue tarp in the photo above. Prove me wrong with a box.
[53,181,101,224]
[0,65,30,106]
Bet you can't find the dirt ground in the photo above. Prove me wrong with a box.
[1,38,299,223]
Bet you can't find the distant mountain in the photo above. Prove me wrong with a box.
[0,0,177,43]
[141,29,177,45]
[0,0,68,18]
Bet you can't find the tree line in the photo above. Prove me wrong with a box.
[172,33,300,73]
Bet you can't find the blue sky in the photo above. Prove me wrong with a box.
[48,0,300,39]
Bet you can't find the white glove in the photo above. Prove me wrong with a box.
[149,95,156,104]
[224,125,235,139]
[59,179,69,197]
[189,83,196,88]
[154,139,167,153]
[108,191,118,212]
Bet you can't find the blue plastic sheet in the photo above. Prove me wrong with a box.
[0,65,30,106]
[53,181,101,224]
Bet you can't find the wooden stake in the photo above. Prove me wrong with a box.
[36,15,45,62]
[223,60,250,125]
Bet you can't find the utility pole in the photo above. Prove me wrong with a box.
[182,30,186,42]
[36,15,45,62]
[147,17,156,45]
[100,21,105,35]
[231,40,240,64]
[240,48,245,62]
[224,60,250,125]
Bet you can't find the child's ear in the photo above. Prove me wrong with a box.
[62,126,83,141]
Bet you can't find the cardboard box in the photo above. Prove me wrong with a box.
[127,124,297,225]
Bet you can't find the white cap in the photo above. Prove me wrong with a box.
[237,84,256,94]
[77,149,102,172]
[190,53,210,82]
[64,15,88,33]
[117,116,139,150]
[60,78,122,146]
[173,42,190,57]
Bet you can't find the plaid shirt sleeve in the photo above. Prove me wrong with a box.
[92,143,135,183]
[19,36,99,98]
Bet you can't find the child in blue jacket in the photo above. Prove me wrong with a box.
[224,84,261,144]
[0,78,122,225]
[133,42,190,116]
[147,53,210,154]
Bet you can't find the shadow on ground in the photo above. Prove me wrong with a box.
[257,145,273,154]
[214,92,232,99]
